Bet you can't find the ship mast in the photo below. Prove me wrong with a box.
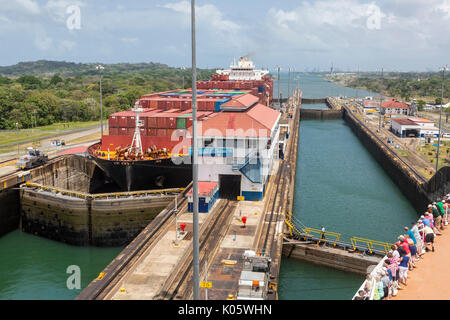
[130,100,144,155]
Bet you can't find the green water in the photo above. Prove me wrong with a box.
[0,230,123,300]
[277,74,419,300]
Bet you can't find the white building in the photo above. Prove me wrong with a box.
[190,100,281,201]
[391,118,439,138]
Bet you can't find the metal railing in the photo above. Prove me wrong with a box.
[23,182,184,200]
[285,215,393,255]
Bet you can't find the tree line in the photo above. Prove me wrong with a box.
[0,64,213,130]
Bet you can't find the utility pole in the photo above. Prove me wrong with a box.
[173,195,179,247]
[191,0,200,301]
[277,66,281,109]
[378,93,383,132]
[288,67,291,104]
[96,64,105,137]
[436,65,448,172]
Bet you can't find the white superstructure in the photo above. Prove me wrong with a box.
[216,56,269,81]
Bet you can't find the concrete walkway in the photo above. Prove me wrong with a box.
[393,227,450,300]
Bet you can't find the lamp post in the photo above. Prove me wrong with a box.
[191,0,200,301]
[96,64,105,138]
[173,195,179,247]
[15,122,19,156]
[436,65,448,172]
[276,66,281,109]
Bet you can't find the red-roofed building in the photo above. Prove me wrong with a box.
[186,103,281,201]
[391,117,439,138]
[381,99,410,116]
[186,181,219,213]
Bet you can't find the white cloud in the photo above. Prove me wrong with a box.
[0,0,40,14]
[162,0,240,33]
[45,0,85,23]
[120,37,138,44]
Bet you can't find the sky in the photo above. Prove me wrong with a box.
[0,0,449,72]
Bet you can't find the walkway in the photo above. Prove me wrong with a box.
[393,227,450,300]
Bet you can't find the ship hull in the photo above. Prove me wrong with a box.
[88,146,192,191]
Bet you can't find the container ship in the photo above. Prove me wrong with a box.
[88,57,274,191]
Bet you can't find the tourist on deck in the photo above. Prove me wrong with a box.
[397,236,413,270]
[423,224,436,252]
[404,234,418,265]
[364,274,374,294]
[431,203,442,234]
[384,258,398,296]
[354,290,368,300]
[398,252,410,286]
[436,199,446,229]
[410,222,423,257]
[373,275,384,300]
[381,268,391,300]
[389,246,401,290]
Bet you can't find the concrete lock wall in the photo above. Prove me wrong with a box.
[342,107,432,212]
[0,188,20,236]
[30,155,98,193]
[282,243,380,275]
[20,188,172,246]
[18,154,173,246]
[300,109,343,120]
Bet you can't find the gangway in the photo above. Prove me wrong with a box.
[284,215,394,256]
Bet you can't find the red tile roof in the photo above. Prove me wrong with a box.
[381,99,409,109]
[392,119,416,125]
[193,104,280,137]
[408,117,434,124]
[221,93,259,110]
[186,181,218,197]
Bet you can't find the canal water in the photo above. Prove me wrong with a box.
[0,230,123,300]
[276,73,418,299]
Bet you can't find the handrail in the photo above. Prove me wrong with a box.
[350,237,393,255]
[285,216,393,255]
[305,227,341,247]
[22,182,184,200]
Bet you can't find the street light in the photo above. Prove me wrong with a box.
[191,0,200,301]
[276,66,281,109]
[436,65,448,172]
[181,67,186,89]
[96,64,105,138]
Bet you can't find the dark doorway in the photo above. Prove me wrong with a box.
[219,174,241,199]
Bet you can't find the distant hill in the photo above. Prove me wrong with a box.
[0,60,172,77]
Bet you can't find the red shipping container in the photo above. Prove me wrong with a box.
[156,116,168,128]
[109,127,119,135]
[157,129,168,137]
[139,127,147,136]
[127,115,136,128]
[158,100,168,110]
[167,100,175,109]
[127,128,135,136]
[109,116,118,128]
[118,127,128,136]
[148,128,157,136]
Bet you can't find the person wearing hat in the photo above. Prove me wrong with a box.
[410,222,423,258]
[381,268,391,299]
[436,199,445,229]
